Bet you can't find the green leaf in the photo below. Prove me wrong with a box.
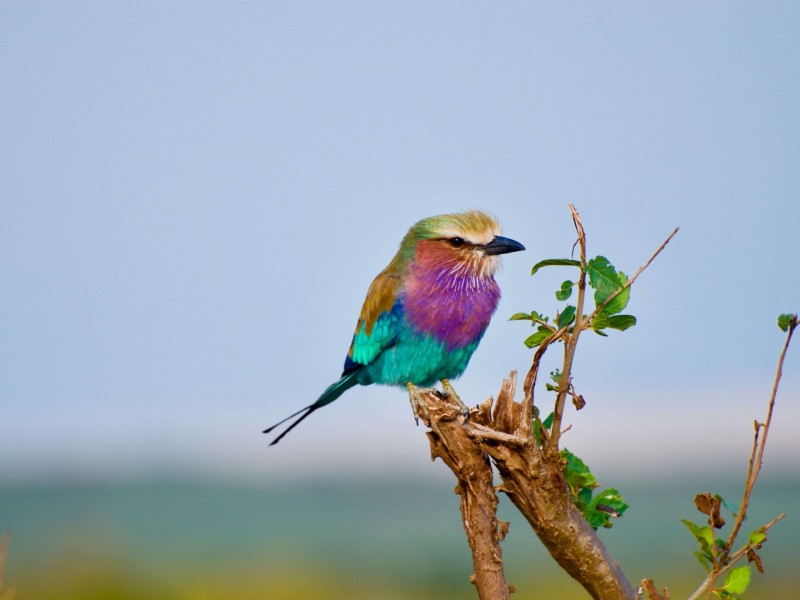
[584,511,607,530]
[693,550,711,572]
[524,327,551,348]
[557,305,577,328]
[533,411,554,447]
[590,488,629,519]
[720,565,751,595]
[555,280,574,301]
[547,370,562,391]
[532,420,542,445]
[591,312,611,336]
[509,312,533,321]
[586,256,630,315]
[778,313,796,332]
[606,314,637,331]
[682,519,714,552]
[592,312,636,333]
[561,448,596,492]
[531,258,581,276]
[544,369,561,394]
[749,529,767,546]
[577,486,593,508]
[560,448,627,530]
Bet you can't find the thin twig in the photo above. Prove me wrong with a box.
[523,326,568,447]
[586,226,680,323]
[640,578,669,600]
[722,316,796,563]
[549,204,587,452]
[523,327,567,408]
[686,316,796,600]
[718,513,785,576]
[686,512,785,600]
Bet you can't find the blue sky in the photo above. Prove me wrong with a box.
[1,3,798,482]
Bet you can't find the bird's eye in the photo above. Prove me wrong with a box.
[449,237,465,248]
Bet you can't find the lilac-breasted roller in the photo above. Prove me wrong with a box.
[264,210,524,445]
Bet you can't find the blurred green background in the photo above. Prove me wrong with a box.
[2,473,798,599]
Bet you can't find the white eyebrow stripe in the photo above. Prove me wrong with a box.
[436,228,497,246]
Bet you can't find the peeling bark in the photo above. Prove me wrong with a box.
[420,399,511,599]
[418,372,636,600]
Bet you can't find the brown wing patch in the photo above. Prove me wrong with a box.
[357,268,400,336]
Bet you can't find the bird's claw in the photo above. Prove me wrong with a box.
[440,379,469,417]
[406,381,469,426]
[406,382,431,425]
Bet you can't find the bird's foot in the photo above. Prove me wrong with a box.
[406,382,431,425]
[440,379,469,417]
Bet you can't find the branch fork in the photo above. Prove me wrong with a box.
[416,374,636,600]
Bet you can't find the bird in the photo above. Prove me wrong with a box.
[264,209,525,445]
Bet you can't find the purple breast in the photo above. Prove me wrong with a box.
[402,263,500,350]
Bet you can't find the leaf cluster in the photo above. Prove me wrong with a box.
[513,252,638,532]
[530,404,628,531]
[682,492,768,599]
[511,254,636,350]
[561,447,628,530]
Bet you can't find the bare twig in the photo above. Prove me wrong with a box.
[549,204,588,452]
[586,226,680,323]
[717,513,785,578]
[723,317,796,559]
[685,315,797,600]
[640,578,669,600]
[522,326,566,408]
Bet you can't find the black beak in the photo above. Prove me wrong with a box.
[482,235,526,256]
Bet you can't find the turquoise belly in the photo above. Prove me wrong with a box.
[363,330,480,387]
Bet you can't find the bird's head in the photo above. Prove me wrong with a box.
[399,210,525,278]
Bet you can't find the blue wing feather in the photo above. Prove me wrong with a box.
[343,301,402,375]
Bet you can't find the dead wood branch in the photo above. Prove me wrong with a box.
[418,372,636,600]
[418,393,512,600]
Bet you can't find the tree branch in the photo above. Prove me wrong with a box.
[481,372,636,599]
[417,391,512,600]
[418,373,636,600]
